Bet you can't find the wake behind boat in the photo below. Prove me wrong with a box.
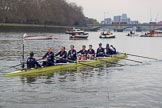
[23,33,55,40]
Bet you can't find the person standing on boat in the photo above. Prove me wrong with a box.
[42,48,54,67]
[96,43,105,57]
[87,45,95,59]
[55,47,67,63]
[27,52,41,69]
[73,32,77,38]
[67,45,77,62]
[77,45,88,60]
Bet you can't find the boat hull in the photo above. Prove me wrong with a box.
[4,54,126,77]
[24,36,53,40]
[99,35,115,39]
[140,35,162,37]
[141,30,162,37]
[69,35,88,39]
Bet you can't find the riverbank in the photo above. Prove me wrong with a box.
[0,23,89,33]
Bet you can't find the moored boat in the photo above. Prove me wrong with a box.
[4,54,126,77]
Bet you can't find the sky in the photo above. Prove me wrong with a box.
[67,0,162,23]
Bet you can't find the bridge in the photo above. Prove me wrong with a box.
[87,24,162,32]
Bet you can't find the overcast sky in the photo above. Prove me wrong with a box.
[67,0,162,23]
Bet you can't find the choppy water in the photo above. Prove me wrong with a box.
[0,32,162,108]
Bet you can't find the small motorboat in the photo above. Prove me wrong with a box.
[65,27,85,35]
[99,31,115,39]
[69,33,88,39]
[23,33,53,40]
[126,31,139,37]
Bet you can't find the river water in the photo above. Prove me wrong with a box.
[0,32,162,108]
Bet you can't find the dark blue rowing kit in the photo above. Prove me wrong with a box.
[27,57,41,69]
[42,52,54,66]
[96,48,105,57]
[68,49,77,62]
[55,51,67,63]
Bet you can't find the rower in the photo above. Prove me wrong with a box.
[42,48,54,67]
[55,47,67,63]
[109,45,117,54]
[67,45,77,62]
[106,44,117,55]
[96,43,105,57]
[87,45,95,60]
[27,52,41,69]
[77,45,88,60]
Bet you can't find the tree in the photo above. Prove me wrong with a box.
[0,0,87,26]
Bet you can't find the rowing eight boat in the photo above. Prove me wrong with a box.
[4,54,127,77]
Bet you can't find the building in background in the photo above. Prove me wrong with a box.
[121,14,127,19]
[104,18,112,24]
[113,15,121,22]
[101,13,139,24]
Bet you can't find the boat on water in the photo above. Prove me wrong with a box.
[66,28,89,39]
[23,33,55,40]
[126,31,139,37]
[4,54,126,77]
[99,31,115,39]
[65,27,85,35]
[69,32,89,39]
[140,30,162,37]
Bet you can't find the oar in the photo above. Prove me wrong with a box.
[77,60,99,68]
[55,56,98,68]
[114,55,143,63]
[9,58,43,69]
[97,58,125,66]
[120,52,159,60]
[9,64,22,68]
[124,58,143,63]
